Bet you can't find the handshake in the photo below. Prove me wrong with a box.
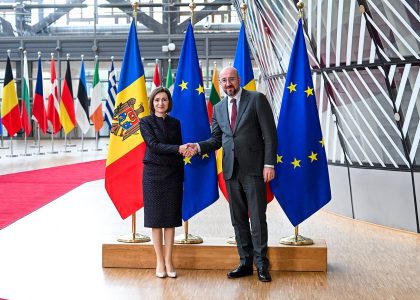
[178,143,199,157]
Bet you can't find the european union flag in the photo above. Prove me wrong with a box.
[270,20,331,227]
[171,21,219,221]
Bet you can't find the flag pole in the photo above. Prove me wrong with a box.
[279,1,314,247]
[174,0,203,245]
[33,51,46,156]
[48,53,59,154]
[93,55,102,152]
[117,0,150,244]
[227,1,249,245]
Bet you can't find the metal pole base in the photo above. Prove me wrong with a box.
[48,151,59,154]
[174,233,203,244]
[6,154,18,157]
[33,152,46,156]
[62,150,72,153]
[117,233,151,243]
[92,148,103,151]
[279,234,313,246]
[0,146,10,149]
[226,235,236,245]
[29,145,43,148]
[20,153,33,156]
[67,144,77,147]
[78,149,89,152]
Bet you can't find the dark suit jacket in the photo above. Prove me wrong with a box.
[199,89,277,180]
[140,114,183,175]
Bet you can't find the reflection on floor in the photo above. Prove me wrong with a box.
[0,138,419,299]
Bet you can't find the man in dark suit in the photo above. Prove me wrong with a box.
[187,66,277,282]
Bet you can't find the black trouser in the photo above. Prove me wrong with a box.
[226,159,268,269]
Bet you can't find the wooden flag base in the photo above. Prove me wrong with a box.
[102,237,327,272]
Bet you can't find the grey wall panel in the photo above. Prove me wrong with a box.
[324,164,353,218]
[350,168,417,232]
[413,172,420,230]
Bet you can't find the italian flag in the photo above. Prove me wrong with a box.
[165,59,174,93]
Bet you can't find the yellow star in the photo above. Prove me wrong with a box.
[277,154,283,164]
[202,154,209,159]
[304,86,314,97]
[308,152,318,162]
[319,139,325,148]
[179,80,188,91]
[196,84,204,95]
[184,156,192,165]
[287,82,297,93]
[291,158,301,169]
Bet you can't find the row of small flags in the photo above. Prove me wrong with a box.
[0,53,107,138]
[105,18,331,229]
[0,52,218,139]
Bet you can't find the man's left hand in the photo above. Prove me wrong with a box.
[263,167,275,183]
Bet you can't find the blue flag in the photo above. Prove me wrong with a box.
[171,21,219,221]
[270,20,331,227]
[105,61,117,129]
[233,21,256,91]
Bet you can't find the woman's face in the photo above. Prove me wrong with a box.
[153,91,169,115]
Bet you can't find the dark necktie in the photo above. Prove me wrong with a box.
[230,98,237,131]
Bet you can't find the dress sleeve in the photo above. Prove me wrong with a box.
[140,118,180,154]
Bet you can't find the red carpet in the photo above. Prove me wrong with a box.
[0,160,105,230]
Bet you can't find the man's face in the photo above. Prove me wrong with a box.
[220,68,240,97]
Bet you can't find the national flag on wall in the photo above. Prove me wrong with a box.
[151,60,161,91]
[32,55,48,134]
[104,61,117,129]
[165,60,174,93]
[171,21,219,221]
[207,63,221,124]
[1,56,22,136]
[90,58,104,132]
[21,52,32,136]
[105,20,150,219]
[47,55,61,134]
[270,19,331,227]
[59,59,76,134]
[75,58,90,134]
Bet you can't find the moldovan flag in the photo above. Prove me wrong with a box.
[21,51,31,136]
[90,58,103,132]
[32,55,48,134]
[1,55,22,136]
[105,20,149,219]
[151,60,161,91]
[59,59,76,134]
[47,55,61,134]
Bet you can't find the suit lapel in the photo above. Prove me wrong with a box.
[222,96,233,134]
[234,90,250,132]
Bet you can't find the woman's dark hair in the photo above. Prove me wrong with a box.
[148,86,173,113]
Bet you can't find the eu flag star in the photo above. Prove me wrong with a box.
[277,154,283,164]
[319,139,325,148]
[179,80,188,91]
[184,156,192,165]
[202,154,209,159]
[196,84,204,95]
[308,152,318,162]
[304,86,314,97]
[291,158,301,169]
[287,82,297,93]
